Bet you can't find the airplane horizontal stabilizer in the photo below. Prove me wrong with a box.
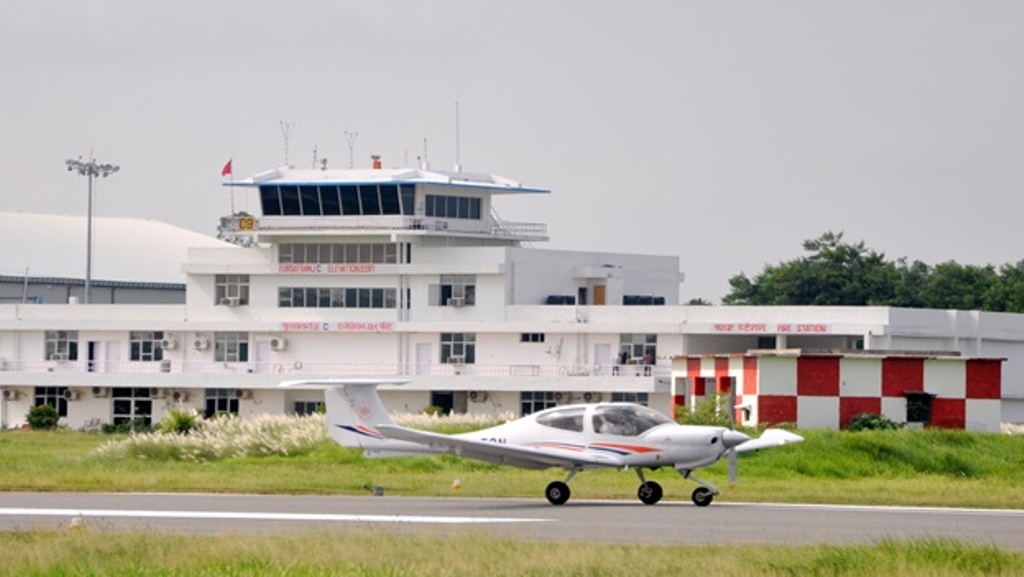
[735,428,804,453]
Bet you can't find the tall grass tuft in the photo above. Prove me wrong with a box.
[94,410,512,462]
[94,413,329,462]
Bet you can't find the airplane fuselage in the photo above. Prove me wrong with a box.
[455,402,742,471]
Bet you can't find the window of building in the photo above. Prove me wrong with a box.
[111,387,153,427]
[44,331,78,361]
[278,287,397,308]
[293,401,322,416]
[611,392,650,406]
[520,333,545,343]
[214,332,249,363]
[440,333,475,364]
[205,388,240,418]
[906,392,934,424]
[619,334,657,364]
[260,184,415,217]
[425,194,482,220]
[215,275,250,306]
[521,391,558,415]
[278,243,402,265]
[34,386,69,418]
[130,331,165,362]
[433,274,476,306]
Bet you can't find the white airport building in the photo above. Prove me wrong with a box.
[0,162,1022,430]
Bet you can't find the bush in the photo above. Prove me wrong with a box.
[26,404,59,430]
[157,408,200,435]
[675,394,733,427]
[847,413,901,431]
[101,418,154,435]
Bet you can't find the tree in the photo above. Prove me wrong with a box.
[983,260,1024,312]
[918,262,997,311]
[723,231,899,306]
[721,231,1024,313]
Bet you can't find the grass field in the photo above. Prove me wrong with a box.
[1,530,1021,577]
[1,427,1023,508]
[2,425,1024,575]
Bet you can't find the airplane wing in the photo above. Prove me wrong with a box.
[376,424,625,470]
[735,428,804,453]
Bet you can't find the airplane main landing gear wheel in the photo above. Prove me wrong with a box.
[545,481,571,505]
[691,487,714,507]
[637,481,663,505]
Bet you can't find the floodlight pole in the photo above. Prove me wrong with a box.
[65,156,119,304]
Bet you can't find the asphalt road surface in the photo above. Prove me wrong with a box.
[1,492,1022,550]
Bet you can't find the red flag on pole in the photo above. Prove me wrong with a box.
[221,159,233,177]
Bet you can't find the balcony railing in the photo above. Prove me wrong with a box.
[0,358,668,379]
[221,215,548,242]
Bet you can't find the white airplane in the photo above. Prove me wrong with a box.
[282,378,803,507]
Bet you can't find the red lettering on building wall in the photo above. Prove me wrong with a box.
[279,264,376,274]
[280,321,394,332]
[281,322,326,332]
[336,321,393,332]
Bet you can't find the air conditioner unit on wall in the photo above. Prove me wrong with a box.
[193,337,210,351]
[468,391,488,403]
[447,296,466,307]
[234,389,253,400]
[446,355,465,364]
[49,353,67,362]
[150,387,167,399]
[62,389,79,401]
[1,389,17,401]
[219,296,240,307]
[270,337,288,351]
[160,337,178,350]
[91,387,109,398]
[582,392,602,403]
[171,390,189,403]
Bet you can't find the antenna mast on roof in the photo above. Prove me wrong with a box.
[345,131,358,169]
[280,121,295,166]
[312,146,327,170]
[454,101,461,173]
[421,137,429,169]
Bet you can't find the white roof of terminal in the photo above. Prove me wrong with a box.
[227,166,550,194]
[0,211,233,284]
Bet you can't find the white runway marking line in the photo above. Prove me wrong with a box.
[743,502,1024,517]
[0,508,552,525]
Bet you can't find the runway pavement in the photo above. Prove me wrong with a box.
[1,492,1022,550]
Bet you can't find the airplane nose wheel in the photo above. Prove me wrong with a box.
[545,481,571,505]
[637,481,663,505]
[691,487,714,507]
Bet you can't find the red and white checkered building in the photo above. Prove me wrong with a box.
[672,351,1003,431]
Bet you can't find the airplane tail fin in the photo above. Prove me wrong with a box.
[279,378,433,456]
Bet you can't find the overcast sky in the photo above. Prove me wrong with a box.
[1,2,1022,301]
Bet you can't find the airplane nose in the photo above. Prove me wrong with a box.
[722,430,751,449]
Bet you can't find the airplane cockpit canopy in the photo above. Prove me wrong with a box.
[535,406,586,433]
[592,404,672,436]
